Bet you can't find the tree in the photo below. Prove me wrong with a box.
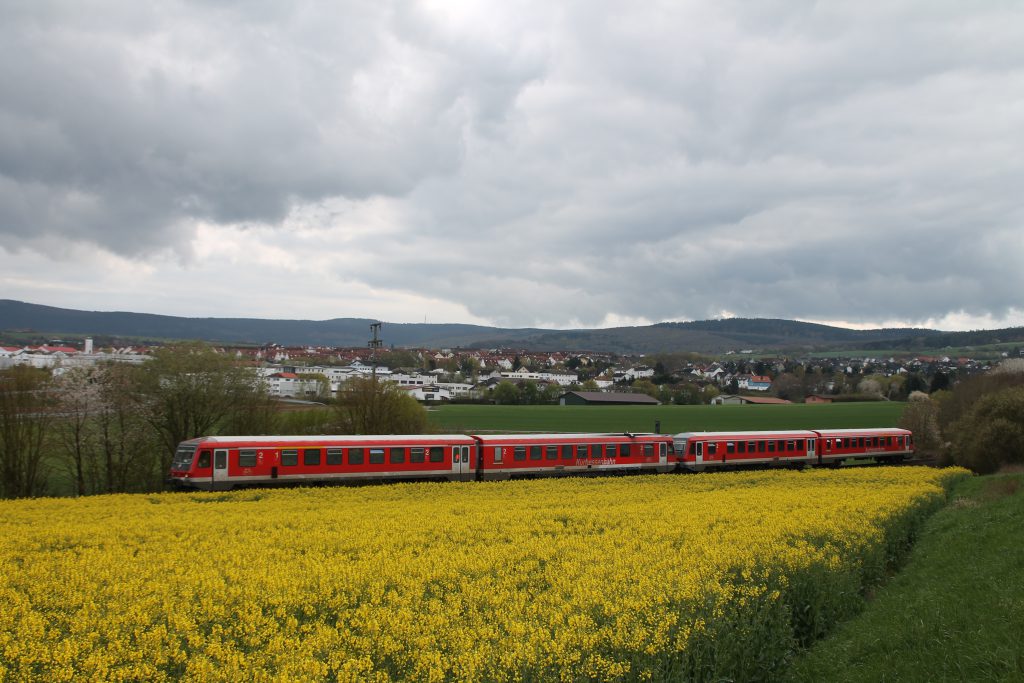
[772,373,804,401]
[93,363,154,493]
[929,371,951,394]
[135,343,268,480]
[949,387,1024,473]
[673,384,702,405]
[632,379,659,399]
[333,377,428,434]
[727,378,740,395]
[493,381,521,405]
[580,379,600,392]
[0,366,53,498]
[898,396,942,460]
[55,367,102,496]
[521,380,541,405]
[541,382,563,404]
[857,378,883,397]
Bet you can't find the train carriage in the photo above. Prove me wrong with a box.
[471,432,675,480]
[168,434,478,490]
[674,430,819,472]
[814,428,914,465]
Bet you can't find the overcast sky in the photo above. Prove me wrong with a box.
[2,1,1022,332]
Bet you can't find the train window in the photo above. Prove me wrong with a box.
[689,442,697,455]
[796,440,804,451]
[726,442,735,454]
[514,446,526,461]
[545,446,558,460]
[591,444,602,458]
[390,448,406,464]
[561,445,573,459]
[757,441,766,453]
[238,449,257,468]
[197,450,211,468]
[530,446,542,460]
[767,441,776,453]
[606,444,617,458]
[494,447,503,464]
[369,449,385,464]
[349,448,364,465]
[429,447,444,463]
[327,448,343,465]
[736,442,746,454]
[281,449,299,467]
[410,448,425,463]
[776,440,785,452]
[747,441,755,452]
[708,443,718,455]
[787,441,795,451]
[644,443,654,456]
[304,449,321,466]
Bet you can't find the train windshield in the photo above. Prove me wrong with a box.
[171,444,198,470]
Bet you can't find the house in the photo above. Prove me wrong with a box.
[710,395,792,405]
[745,375,773,391]
[558,391,659,406]
[400,385,453,402]
[804,394,834,404]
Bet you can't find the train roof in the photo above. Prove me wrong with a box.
[812,427,911,434]
[672,430,819,438]
[470,432,667,442]
[187,434,476,445]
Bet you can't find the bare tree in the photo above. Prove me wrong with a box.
[334,377,428,434]
[135,342,269,482]
[55,367,102,496]
[0,366,53,498]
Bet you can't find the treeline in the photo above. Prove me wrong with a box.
[0,343,426,499]
[899,361,1024,473]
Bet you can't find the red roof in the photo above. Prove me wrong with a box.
[273,372,299,379]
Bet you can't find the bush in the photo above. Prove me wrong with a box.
[950,387,1024,474]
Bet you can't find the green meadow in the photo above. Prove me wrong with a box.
[785,472,1024,682]
[427,401,906,434]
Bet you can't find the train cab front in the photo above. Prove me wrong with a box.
[166,439,215,490]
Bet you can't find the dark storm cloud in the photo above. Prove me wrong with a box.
[2,1,1023,328]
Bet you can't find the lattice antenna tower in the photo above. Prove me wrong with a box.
[368,322,383,381]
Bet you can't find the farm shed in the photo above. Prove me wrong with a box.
[710,395,792,406]
[558,391,660,406]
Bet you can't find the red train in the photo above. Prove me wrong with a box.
[168,427,914,490]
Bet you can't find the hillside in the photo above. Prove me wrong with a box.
[2,299,1020,354]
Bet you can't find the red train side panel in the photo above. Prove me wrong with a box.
[673,430,819,472]
[168,434,478,490]
[471,433,675,480]
[813,428,914,464]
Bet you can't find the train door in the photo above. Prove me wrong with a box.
[807,437,816,463]
[659,442,668,467]
[212,448,229,489]
[695,441,704,466]
[451,445,471,480]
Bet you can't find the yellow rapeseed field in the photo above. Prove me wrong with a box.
[0,467,966,682]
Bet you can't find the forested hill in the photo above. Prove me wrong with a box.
[3,299,1020,354]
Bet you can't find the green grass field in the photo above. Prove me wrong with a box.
[785,472,1024,682]
[427,402,906,433]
